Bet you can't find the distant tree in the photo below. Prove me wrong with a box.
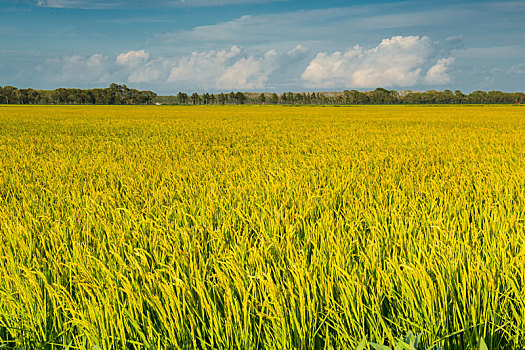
[1,86,20,104]
[201,93,209,104]
[487,90,507,104]
[352,91,369,104]
[300,93,307,105]
[453,90,465,104]
[19,89,37,104]
[235,92,246,104]
[402,92,422,104]
[191,92,200,105]
[310,92,317,104]
[2,84,525,105]
[514,93,525,103]
[138,90,157,104]
[177,92,187,104]
[369,88,396,104]
[468,91,488,104]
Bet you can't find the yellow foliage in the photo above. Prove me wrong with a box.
[0,105,524,349]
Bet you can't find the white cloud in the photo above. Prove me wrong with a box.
[165,45,304,90]
[32,38,456,92]
[167,46,242,85]
[117,50,150,67]
[424,57,455,85]
[217,49,278,89]
[33,45,308,91]
[301,36,455,88]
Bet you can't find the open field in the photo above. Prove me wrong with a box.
[1,105,525,349]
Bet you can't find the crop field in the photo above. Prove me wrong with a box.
[0,105,525,349]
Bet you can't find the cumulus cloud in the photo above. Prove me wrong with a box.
[424,57,455,84]
[164,46,296,89]
[121,45,308,90]
[116,50,150,67]
[217,49,278,89]
[302,36,455,88]
[166,46,242,86]
[33,45,308,91]
[32,38,456,91]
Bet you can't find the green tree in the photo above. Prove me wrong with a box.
[468,91,488,104]
[202,93,210,104]
[369,88,397,104]
[1,86,20,104]
[454,90,465,103]
[191,92,200,105]
[177,92,187,104]
[235,92,246,104]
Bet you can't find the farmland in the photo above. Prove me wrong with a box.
[0,105,525,349]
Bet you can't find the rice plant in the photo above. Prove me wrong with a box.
[0,105,524,349]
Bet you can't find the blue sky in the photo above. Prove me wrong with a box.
[1,0,524,94]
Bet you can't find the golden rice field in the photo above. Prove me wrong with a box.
[1,105,525,349]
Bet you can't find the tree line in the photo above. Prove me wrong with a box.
[0,84,157,105]
[1,85,524,105]
[160,88,525,105]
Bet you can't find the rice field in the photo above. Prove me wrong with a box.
[0,105,524,349]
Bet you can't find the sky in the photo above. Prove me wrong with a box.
[0,0,524,94]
